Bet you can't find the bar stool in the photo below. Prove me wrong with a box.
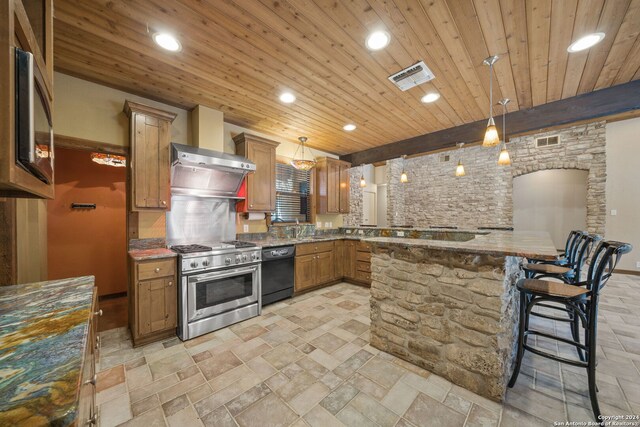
[508,240,633,422]
[528,229,583,266]
[523,233,600,283]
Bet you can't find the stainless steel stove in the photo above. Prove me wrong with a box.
[171,241,262,341]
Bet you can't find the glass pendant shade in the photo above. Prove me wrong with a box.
[91,152,126,167]
[483,117,500,147]
[400,171,408,183]
[291,137,316,171]
[360,176,366,187]
[455,160,465,177]
[498,146,511,166]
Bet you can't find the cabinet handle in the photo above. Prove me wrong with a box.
[95,336,100,350]
[165,314,169,319]
[84,374,97,386]
[94,309,103,317]
[250,204,254,208]
[155,268,161,273]
[161,200,167,205]
[86,413,98,425]
[168,281,173,286]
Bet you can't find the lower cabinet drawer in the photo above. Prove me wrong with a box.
[356,251,371,262]
[357,241,371,251]
[137,259,175,280]
[356,261,371,273]
[355,270,371,283]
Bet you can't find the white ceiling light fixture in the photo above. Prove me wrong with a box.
[152,32,182,52]
[567,33,605,53]
[421,92,440,103]
[343,123,357,132]
[366,30,390,51]
[279,92,296,104]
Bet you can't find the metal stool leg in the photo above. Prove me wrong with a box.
[571,313,585,362]
[508,292,527,388]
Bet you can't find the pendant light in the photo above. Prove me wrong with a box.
[359,164,367,187]
[400,155,408,183]
[482,56,500,147]
[290,137,316,171]
[497,98,511,166]
[455,143,465,177]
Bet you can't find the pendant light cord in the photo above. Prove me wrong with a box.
[489,63,493,119]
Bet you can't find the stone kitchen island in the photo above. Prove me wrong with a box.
[365,231,558,402]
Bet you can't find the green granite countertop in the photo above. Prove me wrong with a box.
[0,276,96,426]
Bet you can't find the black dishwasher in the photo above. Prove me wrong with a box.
[261,245,295,306]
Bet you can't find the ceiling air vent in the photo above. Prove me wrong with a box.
[536,135,560,148]
[388,61,435,91]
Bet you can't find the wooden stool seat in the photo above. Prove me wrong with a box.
[523,263,572,275]
[517,278,589,299]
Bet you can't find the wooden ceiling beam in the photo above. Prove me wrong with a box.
[341,79,640,164]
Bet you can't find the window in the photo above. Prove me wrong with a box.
[274,162,311,223]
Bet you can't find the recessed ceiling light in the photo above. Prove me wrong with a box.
[279,92,296,104]
[567,32,605,52]
[343,124,356,131]
[152,32,182,52]
[366,31,390,51]
[421,92,440,103]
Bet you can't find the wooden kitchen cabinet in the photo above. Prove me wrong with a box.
[123,101,177,211]
[0,0,54,198]
[294,241,336,293]
[316,158,351,214]
[77,289,100,426]
[344,240,357,280]
[333,239,344,280]
[234,133,279,212]
[129,257,177,347]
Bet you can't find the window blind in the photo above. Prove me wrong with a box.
[274,162,311,223]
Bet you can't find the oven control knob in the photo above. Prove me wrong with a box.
[235,255,241,264]
[190,261,198,268]
[251,253,257,260]
[202,259,210,267]
[242,254,247,261]
[225,257,231,265]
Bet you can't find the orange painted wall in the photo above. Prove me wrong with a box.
[47,148,127,296]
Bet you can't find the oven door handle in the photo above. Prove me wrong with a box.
[189,265,258,283]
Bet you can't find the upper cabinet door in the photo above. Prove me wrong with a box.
[234,133,280,213]
[326,160,340,213]
[339,162,351,213]
[124,101,176,211]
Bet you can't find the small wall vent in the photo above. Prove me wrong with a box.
[388,61,435,91]
[440,154,450,162]
[536,135,560,148]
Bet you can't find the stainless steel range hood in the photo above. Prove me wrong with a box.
[170,143,255,198]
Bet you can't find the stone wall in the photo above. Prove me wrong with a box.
[369,244,524,401]
[343,168,363,226]
[346,122,607,235]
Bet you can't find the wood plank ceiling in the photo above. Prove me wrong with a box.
[53,0,640,156]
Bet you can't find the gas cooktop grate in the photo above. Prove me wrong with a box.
[170,244,213,254]
[222,240,257,249]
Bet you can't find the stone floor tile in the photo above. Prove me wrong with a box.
[335,404,377,427]
[320,371,344,390]
[97,382,127,406]
[347,372,389,401]
[166,404,201,427]
[99,391,132,427]
[349,392,399,427]
[262,343,304,370]
[198,350,243,380]
[289,381,331,415]
[157,373,206,404]
[148,350,194,381]
[208,364,253,393]
[308,348,342,370]
[226,382,272,416]
[235,393,299,427]
[119,406,167,427]
[233,338,272,362]
[311,333,348,354]
[297,355,330,379]
[401,372,451,402]
[161,394,190,417]
[404,393,467,427]
[320,383,360,415]
[177,365,200,381]
[97,364,125,393]
[337,301,361,311]
[187,382,213,405]
[499,404,546,427]
[303,405,346,427]
[464,403,500,427]
[382,379,420,416]
[193,376,257,419]
[265,372,290,391]
[125,356,147,371]
[261,328,298,346]
[234,323,269,341]
[340,319,370,336]
[357,356,405,389]
[131,394,160,417]
[333,349,374,378]
[505,386,566,423]
[282,362,306,379]
[200,406,237,427]
[332,343,363,364]
[276,371,317,401]
[449,385,502,414]
[246,355,278,380]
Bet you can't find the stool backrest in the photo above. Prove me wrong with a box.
[573,234,601,280]
[566,231,586,266]
[586,240,633,295]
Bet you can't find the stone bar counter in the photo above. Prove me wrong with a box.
[365,231,558,402]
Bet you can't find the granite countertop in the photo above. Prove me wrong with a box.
[365,230,559,260]
[0,276,96,426]
[246,235,362,248]
[128,248,177,261]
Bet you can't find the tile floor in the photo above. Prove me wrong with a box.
[95,274,640,427]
